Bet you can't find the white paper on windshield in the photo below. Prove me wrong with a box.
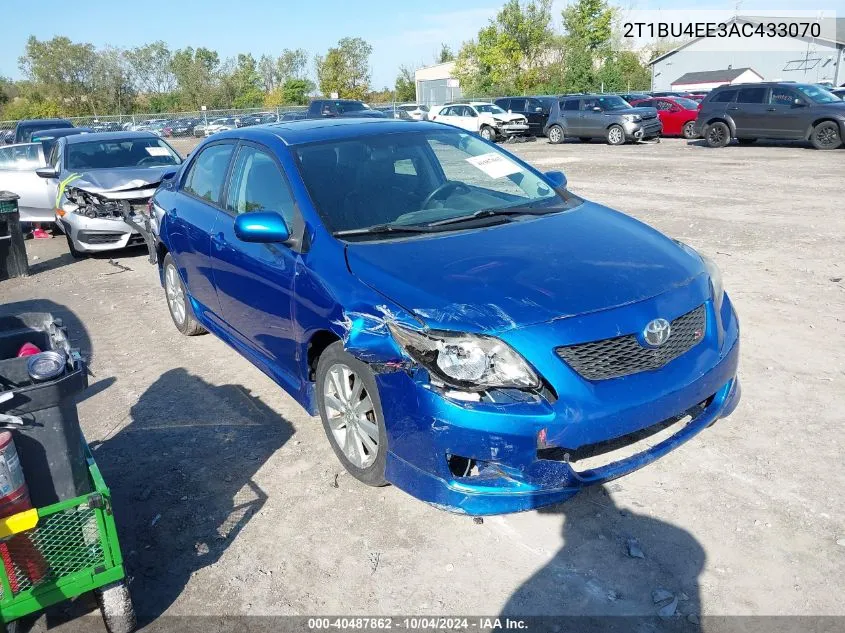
[145,146,170,157]
[466,152,520,179]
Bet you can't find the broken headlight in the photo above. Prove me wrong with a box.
[388,324,540,391]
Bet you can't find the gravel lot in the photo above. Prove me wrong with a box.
[2,136,844,630]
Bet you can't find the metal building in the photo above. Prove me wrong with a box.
[415,62,462,106]
[650,16,845,91]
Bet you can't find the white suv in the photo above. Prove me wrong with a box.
[397,103,430,120]
[429,102,529,141]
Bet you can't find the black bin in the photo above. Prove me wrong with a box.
[0,312,90,506]
[0,191,29,280]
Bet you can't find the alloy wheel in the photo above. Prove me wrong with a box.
[323,363,379,469]
[165,264,186,326]
[708,125,726,146]
[548,126,562,143]
[480,127,495,141]
[608,126,624,145]
[816,125,840,148]
[683,121,696,139]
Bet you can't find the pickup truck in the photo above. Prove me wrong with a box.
[305,100,386,119]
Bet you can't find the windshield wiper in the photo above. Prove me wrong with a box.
[426,206,554,227]
[333,223,439,237]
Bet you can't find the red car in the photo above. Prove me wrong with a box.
[631,96,700,139]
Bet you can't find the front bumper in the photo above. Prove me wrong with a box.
[498,122,531,137]
[60,214,144,253]
[378,284,740,515]
[623,118,662,140]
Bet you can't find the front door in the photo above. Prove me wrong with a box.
[209,142,302,388]
[579,98,605,136]
[765,86,810,139]
[452,105,479,132]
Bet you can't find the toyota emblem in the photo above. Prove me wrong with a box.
[643,318,672,347]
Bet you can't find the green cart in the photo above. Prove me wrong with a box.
[0,442,136,633]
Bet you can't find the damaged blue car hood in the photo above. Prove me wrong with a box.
[345,203,704,333]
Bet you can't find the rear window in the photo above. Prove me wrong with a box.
[711,89,737,103]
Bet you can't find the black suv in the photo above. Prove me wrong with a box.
[696,82,845,149]
[494,96,556,136]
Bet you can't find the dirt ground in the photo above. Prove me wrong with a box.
[2,136,844,630]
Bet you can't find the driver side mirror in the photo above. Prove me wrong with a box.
[544,170,567,190]
[35,167,58,179]
[535,106,544,112]
[234,211,290,243]
[592,106,602,112]
[792,98,806,107]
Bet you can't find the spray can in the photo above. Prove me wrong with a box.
[0,431,47,591]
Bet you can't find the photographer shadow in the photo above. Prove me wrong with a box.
[501,485,705,632]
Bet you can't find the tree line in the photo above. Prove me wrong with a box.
[0,0,658,120]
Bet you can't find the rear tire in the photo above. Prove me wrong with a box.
[316,342,388,487]
[810,121,842,150]
[705,121,731,148]
[606,125,625,146]
[682,121,697,139]
[96,581,137,633]
[163,253,206,336]
[547,125,564,144]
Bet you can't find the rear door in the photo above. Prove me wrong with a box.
[167,141,236,319]
[765,85,809,138]
[654,99,682,135]
[730,86,769,137]
[579,98,604,136]
[0,143,55,223]
[561,99,583,134]
[209,142,302,387]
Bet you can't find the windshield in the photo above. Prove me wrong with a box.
[673,97,700,110]
[66,137,181,170]
[19,122,72,142]
[295,129,579,238]
[474,104,506,114]
[795,84,840,104]
[593,96,631,111]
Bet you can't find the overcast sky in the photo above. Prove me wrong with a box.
[0,0,841,89]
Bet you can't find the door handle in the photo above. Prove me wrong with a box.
[727,107,740,111]
[767,107,776,111]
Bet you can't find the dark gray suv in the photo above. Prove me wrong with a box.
[696,82,845,150]
[543,95,661,145]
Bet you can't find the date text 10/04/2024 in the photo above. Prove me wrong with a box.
[307,617,529,630]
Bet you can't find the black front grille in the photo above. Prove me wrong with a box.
[77,231,124,244]
[556,305,706,380]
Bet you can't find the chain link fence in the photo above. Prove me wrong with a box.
[0,105,314,143]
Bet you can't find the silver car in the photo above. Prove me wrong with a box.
[43,131,182,257]
[0,142,56,223]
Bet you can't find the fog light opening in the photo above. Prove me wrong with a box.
[447,453,479,478]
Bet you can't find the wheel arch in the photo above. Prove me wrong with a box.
[306,329,342,381]
[705,116,736,136]
[805,117,845,140]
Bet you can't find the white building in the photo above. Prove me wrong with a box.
[415,62,461,106]
[651,16,845,91]
[671,67,764,91]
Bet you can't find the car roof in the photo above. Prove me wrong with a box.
[31,127,94,139]
[212,118,438,146]
[64,130,162,144]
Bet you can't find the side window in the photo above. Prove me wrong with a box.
[49,142,60,169]
[581,99,598,111]
[638,99,654,108]
[712,89,737,103]
[655,100,674,111]
[770,87,797,105]
[737,87,767,104]
[563,99,580,112]
[394,158,417,176]
[226,146,296,226]
[183,143,234,205]
[0,144,42,170]
[510,98,527,111]
[494,99,510,110]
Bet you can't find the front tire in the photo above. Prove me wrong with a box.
[479,125,496,142]
[163,253,205,336]
[682,121,697,139]
[705,121,731,148]
[606,125,625,146]
[810,121,842,150]
[316,342,388,487]
[65,233,87,259]
[547,125,564,144]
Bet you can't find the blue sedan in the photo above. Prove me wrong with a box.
[152,119,740,515]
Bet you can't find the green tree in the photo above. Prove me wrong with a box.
[281,78,314,104]
[18,36,98,114]
[124,42,175,97]
[170,46,220,108]
[437,43,455,63]
[91,46,135,114]
[455,0,554,96]
[315,37,372,99]
[560,0,614,92]
[394,65,416,102]
[277,48,309,82]
[226,53,264,108]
